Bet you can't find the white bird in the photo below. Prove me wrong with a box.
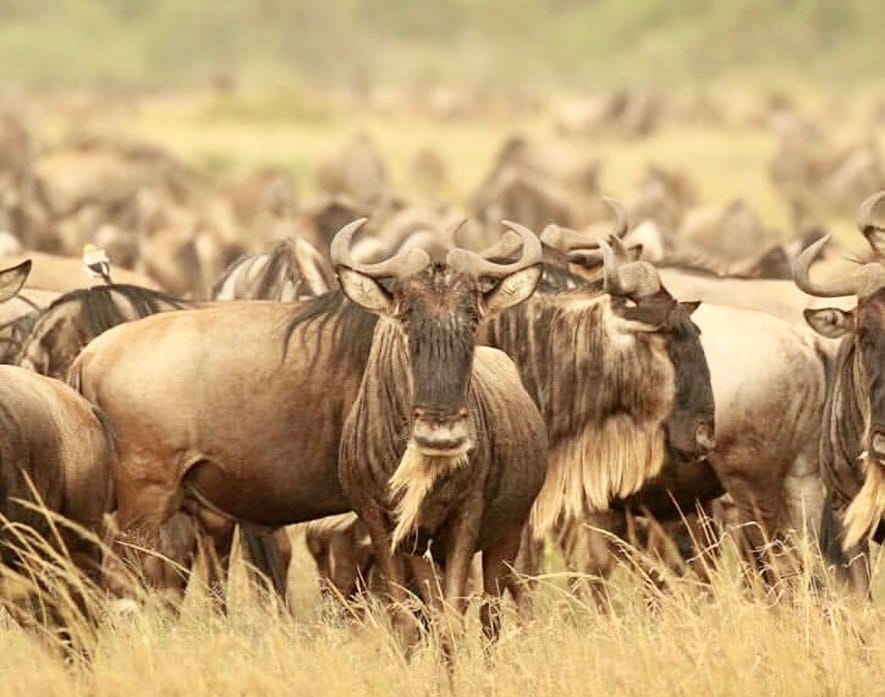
[82,243,113,285]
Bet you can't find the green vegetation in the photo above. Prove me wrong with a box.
[0,0,880,91]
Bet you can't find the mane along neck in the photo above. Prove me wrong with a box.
[827,340,885,549]
[483,292,674,533]
[822,341,868,502]
[345,318,470,550]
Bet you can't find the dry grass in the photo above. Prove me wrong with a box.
[0,515,881,697]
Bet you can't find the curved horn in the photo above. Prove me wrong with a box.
[793,234,885,298]
[478,229,522,260]
[539,197,629,252]
[539,224,594,252]
[601,196,629,239]
[857,190,885,252]
[444,217,469,239]
[330,218,430,279]
[447,220,542,279]
[609,234,634,263]
[598,236,661,298]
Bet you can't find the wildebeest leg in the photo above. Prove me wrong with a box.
[191,511,236,612]
[782,448,825,545]
[437,496,483,665]
[505,524,538,621]
[561,512,622,609]
[108,467,186,601]
[239,525,290,605]
[820,495,872,598]
[360,506,417,647]
[480,527,523,646]
[405,554,440,606]
[710,455,796,584]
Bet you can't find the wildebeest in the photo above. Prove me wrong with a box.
[469,207,716,534]
[14,284,188,379]
[211,237,334,301]
[304,513,378,603]
[518,218,827,581]
[10,280,301,598]
[67,220,540,613]
[0,260,113,577]
[332,219,548,647]
[0,250,160,292]
[304,208,716,601]
[794,191,885,595]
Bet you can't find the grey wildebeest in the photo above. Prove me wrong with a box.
[330,220,547,647]
[67,219,544,617]
[794,191,885,595]
[0,260,113,578]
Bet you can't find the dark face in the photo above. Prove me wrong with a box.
[610,292,716,459]
[806,288,885,464]
[856,291,885,463]
[338,258,542,457]
[395,268,482,456]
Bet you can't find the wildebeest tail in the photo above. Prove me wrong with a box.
[91,405,118,509]
[819,493,846,568]
[239,525,288,602]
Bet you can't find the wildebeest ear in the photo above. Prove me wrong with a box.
[336,267,394,314]
[803,307,854,338]
[0,259,31,304]
[678,300,701,316]
[481,264,542,316]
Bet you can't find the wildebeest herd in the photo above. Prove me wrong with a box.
[0,113,882,660]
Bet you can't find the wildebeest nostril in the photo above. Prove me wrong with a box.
[413,407,466,425]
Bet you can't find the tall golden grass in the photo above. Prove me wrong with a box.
[0,507,880,697]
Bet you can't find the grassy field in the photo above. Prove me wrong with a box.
[0,526,881,697]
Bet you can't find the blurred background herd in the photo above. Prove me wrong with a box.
[0,1,883,301]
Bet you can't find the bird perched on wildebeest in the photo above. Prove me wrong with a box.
[82,243,112,285]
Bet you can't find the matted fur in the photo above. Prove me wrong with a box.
[483,292,676,536]
[388,444,469,551]
[531,417,666,534]
[843,456,885,550]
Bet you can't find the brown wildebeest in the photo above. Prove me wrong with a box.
[794,191,885,595]
[0,261,113,578]
[316,133,392,208]
[331,219,547,650]
[68,220,547,628]
[297,206,716,603]
[12,280,298,600]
